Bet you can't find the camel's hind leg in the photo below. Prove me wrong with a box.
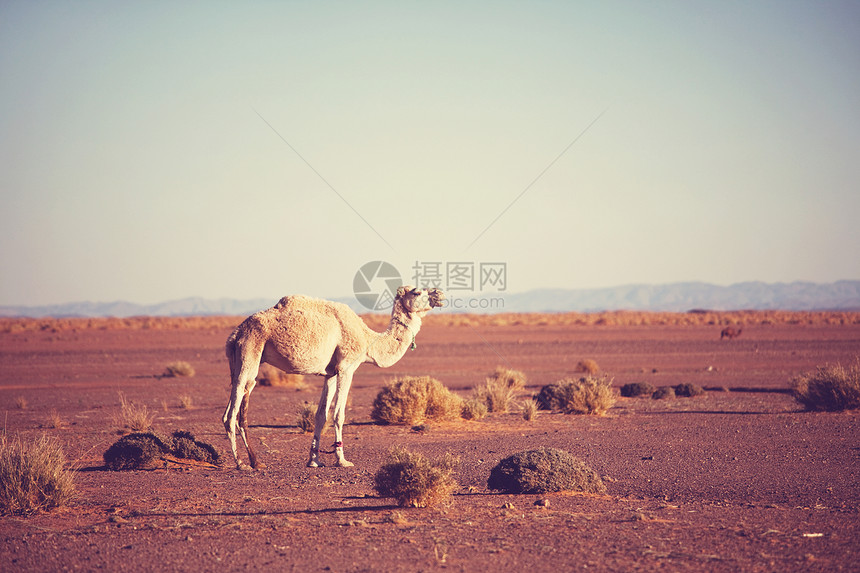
[238,381,262,469]
[223,339,262,470]
[330,369,355,467]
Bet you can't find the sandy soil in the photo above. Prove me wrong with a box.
[1,315,859,572]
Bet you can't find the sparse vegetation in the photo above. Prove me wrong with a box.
[791,359,860,411]
[15,396,27,410]
[164,361,195,378]
[114,392,155,433]
[46,409,65,429]
[371,376,464,426]
[103,430,220,470]
[296,401,317,433]
[522,399,539,421]
[652,386,676,400]
[487,447,606,494]
[536,376,616,415]
[674,383,706,398]
[472,367,527,413]
[178,394,194,409]
[256,363,308,390]
[461,398,489,421]
[1,433,75,515]
[373,446,459,507]
[576,359,600,375]
[620,382,656,398]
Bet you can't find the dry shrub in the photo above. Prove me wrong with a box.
[296,401,317,433]
[256,364,308,390]
[178,394,193,409]
[576,359,600,375]
[674,383,705,398]
[461,398,488,421]
[114,392,155,433]
[522,399,539,421]
[620,382,656,398]
[472,367,527,413]
[487,448,606,494]
[791,360,860,411]
[373,446,458,507]
[164,361,195,378]
[536,376,616,415]
[15,396,27,410]
[652,386,676,400]
[371,376,463,426]
[1,433,75,515]
[46,409,65,429]
[103,430,220,470]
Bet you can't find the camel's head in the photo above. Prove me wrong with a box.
[396,285,446,316]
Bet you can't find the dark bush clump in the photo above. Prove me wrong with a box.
[620,382,656,398]
[652,387,676,400]
[104,430,221,470]
[487,447,606,494]
[673,383,705,397]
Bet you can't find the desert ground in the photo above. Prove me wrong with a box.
[1,311,859,572]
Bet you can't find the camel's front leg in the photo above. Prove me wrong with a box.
[331,369,355,467]
[308,375,336,467]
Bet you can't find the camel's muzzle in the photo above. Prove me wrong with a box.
[427,288,446,308]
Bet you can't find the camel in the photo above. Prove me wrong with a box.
[222,285,445,470]
[720,326,742,340]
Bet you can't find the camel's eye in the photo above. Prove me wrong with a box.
[410,288,420,295]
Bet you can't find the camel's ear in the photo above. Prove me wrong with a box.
[396,286,409,298]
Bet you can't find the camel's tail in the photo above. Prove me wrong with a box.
[225,328,240,385]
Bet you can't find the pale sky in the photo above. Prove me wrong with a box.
[2,1,859,307]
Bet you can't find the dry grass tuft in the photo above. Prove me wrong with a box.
[371,376,464,426]
[576,359,600,375]
[487,447,606,494]
[296,402,317,433]
[164,361,195,378]
[177,394,194,409]
[521,399,539,421]
[791,359,860,411]
[472,367,527,413]
[536,376,616,415]
[1,433,75,515]
[114,392,155,433]
[373,446,459,507]
[15,396,27,410]
[46,409,65,429]
[256,364,308,390]
[460,398,488,421]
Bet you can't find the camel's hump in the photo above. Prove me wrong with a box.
[273,295,356,317]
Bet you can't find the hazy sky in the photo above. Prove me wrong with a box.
[2,1,859,307]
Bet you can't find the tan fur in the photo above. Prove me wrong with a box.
[222,286,445,469]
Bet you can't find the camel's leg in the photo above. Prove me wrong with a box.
[331,369,355,467]
[237,381,263,469]
[223,342,262,470]
[307,375,336,468]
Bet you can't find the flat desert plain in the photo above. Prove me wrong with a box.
[1,312,859,572]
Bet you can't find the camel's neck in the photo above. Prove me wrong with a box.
[366,307,422,368]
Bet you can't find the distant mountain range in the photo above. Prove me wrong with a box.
[2,281,859,318]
